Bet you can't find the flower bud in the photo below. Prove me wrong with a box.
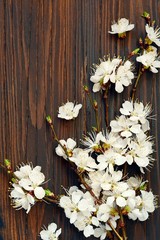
[46,115,52,124]
[139,38,143,46]
[45,189,55,197]
[93,100,98,110]
[141,11,151,21]
[131,48,140,55]
[4,159,12,173]
[83,85,89,94]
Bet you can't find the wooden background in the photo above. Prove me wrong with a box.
[0,0,160,239]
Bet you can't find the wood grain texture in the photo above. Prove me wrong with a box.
[0,0,160,239]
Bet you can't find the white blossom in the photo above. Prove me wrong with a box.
[128,190,156,221]
[81,131,108,152]
[58,101,82,120]
[136,47,160,73]
[145,24,160,47]
[97,149,126,172]
[10,164,46,213]
[124,132,154,170]
[10,184,35,213]
[120,100,152,124]
[40,222,61,240]
[110,60,134,93]
[18,166,45,200]
[69,148,98,171]
[90,57,121,92]
[110,115,141,138]
[55,138,76,159]
[108,18,134,35]
[90,57,134,93]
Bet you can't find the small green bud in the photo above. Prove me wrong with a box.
[141,11,151,20]
[140,182,148,191]
[46,115,52,124]
[131,48,140,55]
[45,189,54,197]
[139,38,143,46]
[93,100,98,110]
[11,178,18,184]
[122,206,131,214]
[83,85,89,93]
[4,159,11,167]
[4,159,12,173]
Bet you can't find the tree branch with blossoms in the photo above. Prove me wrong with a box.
[1,11,160,240]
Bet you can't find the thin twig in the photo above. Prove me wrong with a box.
[107,220,123,240]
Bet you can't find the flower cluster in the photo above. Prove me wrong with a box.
[10,164,46,213]
[56,100,156,239]
[90,57,134,93]
[56,100,153,173]
[59,178,156,239]
[135,22,160,73]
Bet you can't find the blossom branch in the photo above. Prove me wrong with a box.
[103,83,110,127]
[46,116,101,204]
[131,69,143,101]
[118,208,127,240]
[84,85,100,132]
[107,220,123,240]
[78,172,102,204]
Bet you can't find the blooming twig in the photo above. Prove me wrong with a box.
[84,85,100,132]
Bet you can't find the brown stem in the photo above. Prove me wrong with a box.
[118,208,128,240]
[78,172,102,205]
[103,84,110,127]
[46,116,102,204]
[86,91,100,132]
[44,196,59,204]
[131,70,143,101]
[107,220,123,240]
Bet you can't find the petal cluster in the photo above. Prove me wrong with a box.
[40,222,61,240]
[58,101,82,120]
[10,164,46,213]
[90,57,134,93]
[136,47,160,73]
[145,24,160,47]
[108,18,134,36]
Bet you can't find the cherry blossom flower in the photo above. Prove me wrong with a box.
[59,187,96,221]
[108,18,134,37]
[136,47,160,73]
[69,148,98,171]
[10,164,46,213]
[10,184,35,213]
[124,132,154,171]
[58,101,82,120]
[90,57,134,93]
[97,149,126,172]
[145,24,160,47]
[81,130,108,153]
[40,222,61,240]
[110,115,141,138]
[110,60,134,93]
[55,138,76,159]
[18,166,45,199]
[128,190,156,221]
[120,100,152,124]
[90,57,121,92]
